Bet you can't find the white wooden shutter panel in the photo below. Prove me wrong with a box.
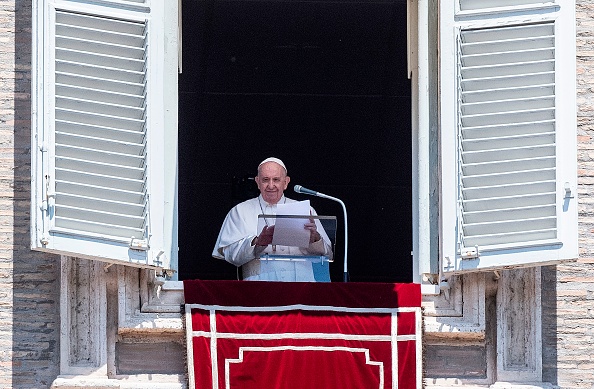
[440,1,577,274]
[32,0,173,269]
[458,23,557,249]
[54,10,149,242]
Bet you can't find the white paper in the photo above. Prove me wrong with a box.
[272,200,311,248]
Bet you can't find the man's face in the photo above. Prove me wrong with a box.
[255,162,290,204]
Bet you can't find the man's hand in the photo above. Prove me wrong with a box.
[305,218,321,244]
[254,225,274,246]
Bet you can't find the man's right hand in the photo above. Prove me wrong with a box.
[254,225,274,246]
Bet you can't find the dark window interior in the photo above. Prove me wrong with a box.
[178,0,412,282]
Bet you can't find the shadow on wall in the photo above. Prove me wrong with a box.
[12,0,61,387]
[541,265,558,386]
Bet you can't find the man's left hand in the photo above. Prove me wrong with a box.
[305,219,321,244]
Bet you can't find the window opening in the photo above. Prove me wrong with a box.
[178,0,412,282]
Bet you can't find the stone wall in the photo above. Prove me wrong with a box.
[548,1,594,388]
[0,0,61,388]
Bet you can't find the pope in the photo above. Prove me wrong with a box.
[212,157,332,281]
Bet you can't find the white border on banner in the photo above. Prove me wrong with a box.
[225,346,385,389]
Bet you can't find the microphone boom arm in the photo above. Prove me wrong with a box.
[294,185,349,282]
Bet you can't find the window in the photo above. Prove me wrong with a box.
[177,0,412,283]
[31,0,577,286]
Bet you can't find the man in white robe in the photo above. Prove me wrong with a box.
[212,157,332,281]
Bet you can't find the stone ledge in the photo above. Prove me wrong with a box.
[490,382,555,389]
[51,375,186,389]
[425,383,554,389]
[424,317,486,341]
[117,314,183,335]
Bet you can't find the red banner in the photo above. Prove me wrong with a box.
[184,280,421,389]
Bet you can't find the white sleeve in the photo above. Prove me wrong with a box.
[305,238,333,258]
[219,236,266,266]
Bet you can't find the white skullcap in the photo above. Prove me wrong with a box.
[258,157,287,173]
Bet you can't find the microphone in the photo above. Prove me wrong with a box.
[293,185,320,196]
[293,184,349,282]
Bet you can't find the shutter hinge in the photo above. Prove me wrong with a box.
[130,238,149,251]
[41,175,55,212]
[40,234,49,246]
[460,245,480,260]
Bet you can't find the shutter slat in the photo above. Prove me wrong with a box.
[56,168,145,193]
[461,23,554,42]
[463,181,555,200]
[56,48,144,72]
[464,143,555,161]
[463,229,557,247]
[55,36,145,61]
[56,181,144,205]
[56,84,144,107]
[56,109,144,132]
[461,48,555,67]
[56,131,145,155]
[56,120,144,144]
[56,157,144,180]
[56,24,146,50]
[460,0,552,12]
[57,193,145,216]
[463,216,556,235]
[56,205,145,229]
[462,167,555,189]
[461,71,554,91]
[56,10,145,36]
[462,96,554,116]
[463,193,556,212]
[462,156,555,176]
[56,73,144,95]
[462,84,554,104]
[461,36,554,56]
[463,145,555,164]
[462,120,555,139]
[56,62,145,84]
[56,96,145,119]
[55,144,144,168]
[461,59,554,80]
[462,133,554,151]
[463,204,555,224]
[461,107,555,127]
[54,219,144,240]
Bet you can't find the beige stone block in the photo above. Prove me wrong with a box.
[557,289,589,297]
[558,276,594,282]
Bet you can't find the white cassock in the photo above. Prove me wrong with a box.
[212,195,332,281]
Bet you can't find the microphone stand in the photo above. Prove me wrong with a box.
[294,186,348,282]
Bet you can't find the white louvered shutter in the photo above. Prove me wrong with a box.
[32,0,176,270]
[440,0,577,274]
